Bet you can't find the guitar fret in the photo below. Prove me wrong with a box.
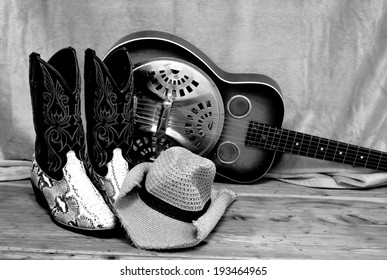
[292,131,301,154]
[298,132,305,155]
[304,134,312,156]
[324,139,331,160]
[260,123,267,148]
[288,130,297,153]
[376,150,383,170]
[283,128,290,153]
[245,122,253,146]
[275,128,285,152]
[263,125,270,149]
[300,134,312,157]
[269,127,277,150]
[344,144,357,164]
[313,136,321,158]
[332,141,339,161]
[253,123,262,146]
[361,148,371,168]
[353,146,360,167]
[365,149,371,167]
[343,143,350,164]
[294,131,302,155]
[377,152,387,171]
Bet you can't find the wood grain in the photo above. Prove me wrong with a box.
[0,180,386,259]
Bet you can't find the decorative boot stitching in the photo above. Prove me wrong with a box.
[88,57,134,173]
[91,61,119,170]
[35,63,86,179]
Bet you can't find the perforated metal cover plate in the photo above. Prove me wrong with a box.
[131,58,224,162]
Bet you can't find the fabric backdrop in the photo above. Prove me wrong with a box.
[1,0,387,188]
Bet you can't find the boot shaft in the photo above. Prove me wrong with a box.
[84,48,134,176]
[29,47,86,180]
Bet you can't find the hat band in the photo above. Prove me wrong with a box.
[138,186,211,223]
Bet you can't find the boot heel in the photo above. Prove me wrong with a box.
[31,180,49,210]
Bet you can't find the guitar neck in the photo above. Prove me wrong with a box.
[246,121,387,172]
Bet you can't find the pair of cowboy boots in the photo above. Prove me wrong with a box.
[29,47,134,231]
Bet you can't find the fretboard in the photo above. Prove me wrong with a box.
[245,121,387,171]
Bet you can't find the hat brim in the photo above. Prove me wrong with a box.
[114,162,236,250]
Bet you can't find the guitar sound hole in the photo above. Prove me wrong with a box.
[227,95,251,118]
[217,142,240,164]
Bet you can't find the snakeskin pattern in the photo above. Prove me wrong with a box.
[31,152,116,229]
[89,148,129,209]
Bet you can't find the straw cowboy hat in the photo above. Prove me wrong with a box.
[114,146,236,250]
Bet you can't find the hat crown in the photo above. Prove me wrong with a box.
[145,147,215,212]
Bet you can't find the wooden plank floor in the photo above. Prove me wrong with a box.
[0,179,387,259]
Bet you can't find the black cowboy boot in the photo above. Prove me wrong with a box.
[84,47,134,209]
[29,47,116,230]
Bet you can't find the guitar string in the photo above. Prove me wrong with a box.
[135,104,384,160]
[135,98,282,125]
[134,103,265,127]
[134,102,220,117]
[134,102,384,159]
[134,106,386,162]
[135,126,387,170]
[132,106,387,169]
[136,100,228,115]
[246,124,387,169]
[134,110,256,132]
[237,124,387,169]
[134,117,387,170]
[134,109,387,168]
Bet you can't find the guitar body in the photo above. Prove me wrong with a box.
[210,81,284,183]
[104,31,285,183]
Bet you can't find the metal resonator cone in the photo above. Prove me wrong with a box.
[131,58,224,163]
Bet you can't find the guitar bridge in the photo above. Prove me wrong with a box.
[133,95,162,133]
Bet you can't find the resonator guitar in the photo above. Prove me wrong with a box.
[103,31,387,183]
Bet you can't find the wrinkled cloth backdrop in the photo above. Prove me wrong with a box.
[1,0,387,188]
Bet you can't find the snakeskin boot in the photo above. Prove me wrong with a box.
[84,48,134,209]
[29,47,116,230]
